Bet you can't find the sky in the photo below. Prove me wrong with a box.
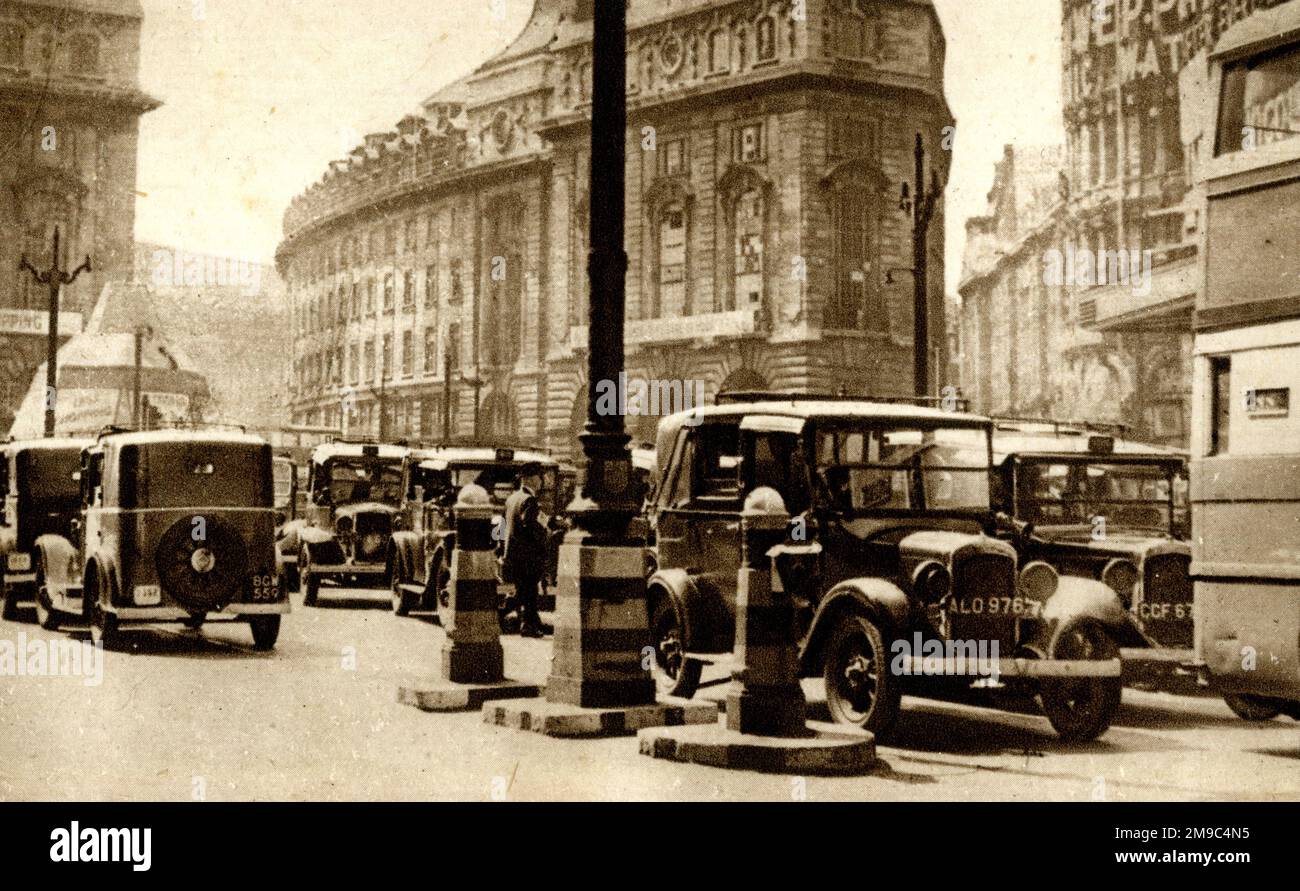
[133,0,1066,290]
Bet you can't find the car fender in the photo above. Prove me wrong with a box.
[276,519,307,556]
[299,527,344,565]
[800,578,912,677]
[389,531,423,582]
[1032,574,1135,650]
[645,567,728,653]
[33,534,77,593]
[84,553,121,608]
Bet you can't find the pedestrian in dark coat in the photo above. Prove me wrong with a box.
[502,466,547,636]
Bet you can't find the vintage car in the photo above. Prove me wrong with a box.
[0,438,91,620]
[646,395,1125,741]
[33,429,288,649]
[387,445,560,621]
[272,454,306,588]
[280,441,409,605]
[989,419,1195,679]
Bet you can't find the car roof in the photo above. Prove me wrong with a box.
[992,427,1186,462]
[662,400,990,426]
[96,430,270,449]
[412,446,555,468]
[4,437,93,454]
[311,442,410,463]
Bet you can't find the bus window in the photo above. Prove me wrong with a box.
[1210,356,1232,456]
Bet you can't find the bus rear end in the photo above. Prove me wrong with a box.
[1192,5,1300,712]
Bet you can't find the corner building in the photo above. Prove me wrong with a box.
[277,0,953,461]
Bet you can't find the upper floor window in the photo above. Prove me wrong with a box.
[826,166,885,331]
[660,138,686,177]
[383,273,395,312]
[0,23,23,68]
[708,29,729,73]
[424,263,437,308]
[404,218,418,253]
[756,16,777,62]
[424,327,437,373]
[401,330,414,377]
[732,123,764,164]
[402,270,415,310]
[450,258,464,300]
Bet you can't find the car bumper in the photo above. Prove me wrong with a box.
[3,572,36,586]
[898,656,1122,678]
[308,563,386,576]
[109,601,292,620]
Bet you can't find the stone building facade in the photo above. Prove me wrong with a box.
[956,0,1291,446]
[0,0,158,430]
[277,0,953,462]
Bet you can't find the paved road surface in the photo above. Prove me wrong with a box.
[1,588,1297,801]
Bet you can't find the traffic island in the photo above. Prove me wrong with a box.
[484,514,718,738]
[397,485,541,713]
[638,722,876,774]
[640,488,876,774]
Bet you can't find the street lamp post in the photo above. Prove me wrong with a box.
[899,134,941,399]
[18,226,91,438]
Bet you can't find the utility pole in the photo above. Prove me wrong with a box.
[900,134,941,398]
[19,226,91,437]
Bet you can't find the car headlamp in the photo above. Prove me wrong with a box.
[1018,561,1058,603]
[912,561,952,604]
[1101,558,1139,604]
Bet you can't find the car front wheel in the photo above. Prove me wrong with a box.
[249,615,281,651]
[87,581,119,650]
[1039,620,1122,742]
[391,561,416,616]
[823,612,901,737]
[1,579,19,621]
[34,562,61,631]
[650,596,702,700]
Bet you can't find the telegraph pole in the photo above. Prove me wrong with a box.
[19,226,92,437]
[902,134,940,398]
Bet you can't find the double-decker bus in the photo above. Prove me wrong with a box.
[1192,2,1300,721]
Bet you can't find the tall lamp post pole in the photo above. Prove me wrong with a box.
[900,134,940,399]
[19,226,91,438]
[572,0,637,527]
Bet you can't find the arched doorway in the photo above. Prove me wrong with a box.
[717,367,768,401]
[479,388,517,441]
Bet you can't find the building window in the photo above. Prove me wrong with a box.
[826,170,883,331]
[1210,356,1231,456]
[450,258,464,300]
[660,138,686,177]
[364,341,376,383]
[1088,123,1101,186]
[484,196,524,367]
[1,24,24,68]
[385,223,396,256]
[424,263,437,308]
[447,323,461,370]
[404,218,418,253]
[349,344,359,384]
[708,28,729,73]
[424,327,437,373]
[733,188,765,309]
[1103,116,1118,183]
[350,282,360,318]
[733,123,764,163]
[383,273,394,311]
[382,334,392,380]
[401,330,413,377]
[657,202,687,317]
[756,16,777,62]
[402,270,415,310]
[366,278,376,314]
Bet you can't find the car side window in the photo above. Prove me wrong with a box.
[81,453,104,508]
[693,423,741,504]
[662,433,694,509]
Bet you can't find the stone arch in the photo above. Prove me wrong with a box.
[479,385,517,441]
[717,366,769,401]
[643,175,694,318]
[716,163,774,313]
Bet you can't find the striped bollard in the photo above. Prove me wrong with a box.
[398,484,539,711]
[726,487,806,735]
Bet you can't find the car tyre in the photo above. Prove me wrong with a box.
[650,596,702,700]
[823,612,901,737]
[249,615,281,651]
[1,579,19,621]
[87,581,120,650]
[33,561,61,631]
[1222,693,1281,722]
[1038,620,1122,742]
[390,560,416,616]
[299,549,319,607]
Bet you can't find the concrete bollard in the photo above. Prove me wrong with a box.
[726,487,807,736]
[398,483,540,711]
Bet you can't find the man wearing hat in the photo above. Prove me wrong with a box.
[502,463,547,637]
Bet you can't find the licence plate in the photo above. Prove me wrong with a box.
[133,584,162,606]
[6,553,31,572]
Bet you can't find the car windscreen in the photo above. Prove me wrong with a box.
[1016,460,1177,531]
[16,449,82,500]
[119,442,273,509]
[814,424,992,513]
[321,458,403,506]
[444,464,559,514]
